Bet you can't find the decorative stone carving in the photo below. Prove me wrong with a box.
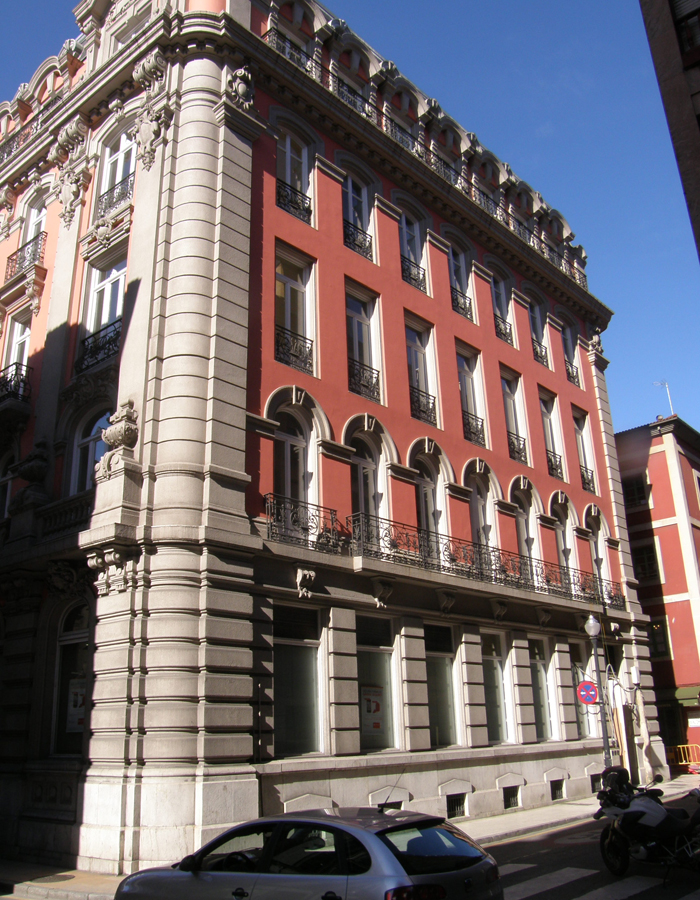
[372,578,394,609]
[47,113,89,168]
[47,560,93,603]
[87,546,131,595]
[60,361,118,406]
[490,600,507,621]
[0,185,15,213]
[227,66,255,112]
[96,400,138,479]
[133,49,167,95]
[590,327,603,353]
[296,567,315,598]
[437,590,455,615]
[57,165,91,228]
[536,607,552,627]
[129,99,173,172]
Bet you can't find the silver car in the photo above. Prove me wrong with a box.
[115,808,503,900]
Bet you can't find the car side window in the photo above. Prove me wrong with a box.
[342,832,372,875]
[268,825,342,876]
[199,826,276,872]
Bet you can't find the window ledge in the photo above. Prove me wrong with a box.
[80,203,133,266]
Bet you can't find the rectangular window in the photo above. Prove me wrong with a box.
[406,322,437,426]
[4,311,31,368]
[540,392,563,479]
[481,633,512,744]
[357,615,394,751]
[631,544,660,580]
[273,605,320,758]
[649,616,671,659]
[529,639,554,741]
[573,409,596,493]
[87,260,126,334]
[503,786,520,809]
[569,642,592,738]
[502,372,527,463]
[424,624,456,748]
[347,293,380,402]
[275,249,314,374]
[457,348,485,447]
[622,475,648,509]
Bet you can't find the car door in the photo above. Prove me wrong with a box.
[251,822,348,900]
[173,823,278,900]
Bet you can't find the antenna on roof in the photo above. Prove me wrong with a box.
[653,381,674,416]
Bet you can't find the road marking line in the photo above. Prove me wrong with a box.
[571,876,661,899]
[499,864,537,877]
[504,867,597,900]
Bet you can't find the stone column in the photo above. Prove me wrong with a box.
[459,625,489,747]
[398,617,430,751]
[328,607,360,755]
[510,631,537,744]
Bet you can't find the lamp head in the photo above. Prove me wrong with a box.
[584,613,601,638]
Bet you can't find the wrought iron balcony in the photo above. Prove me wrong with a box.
[343,219,372,259]
[275,325,313,374]
[346,512,625,609]
[276,179,312,224]
[507,431,528,463]
[401,255,427,292]
[321,71,376,120]
[409,385,437,426]
[0,97,58,166]
[383,117,422,154]
[348,358,380,403]
[462,410,485,447]
[265,493,339,553]
[0,362,32,401]
[451,286,473,321]
[75,318,122,374]
[532,339,549,367]
[262,29,320,77]
[580,465,596,494]
[565,359,580,387]
[96,172,135,218]
[426,150,458,185]
[38,490,94,538]
[5,231,47,281]
[546,450,564,480]
[494,314,513,345]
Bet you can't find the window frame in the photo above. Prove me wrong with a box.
[528,637,558,742]
[70,409,112,495]
[480,630,515,744]
[423,623,458,749]
[85,259,127,335]
[649,615,672,660]
[100,132,137,196]
[356,614,397,753]
[52,602,91,756]
[277,129,311,198]
[4,306,32,368]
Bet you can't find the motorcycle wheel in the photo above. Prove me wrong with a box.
[600,825,630,877]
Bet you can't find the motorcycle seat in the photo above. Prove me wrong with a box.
[667,808,689,820]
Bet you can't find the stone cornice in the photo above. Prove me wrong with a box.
[374,194,401,222]
[472,260,494,283]
[314,154,345,184]
[426,229,450,254]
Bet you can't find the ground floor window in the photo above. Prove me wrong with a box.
[529,639,554,741]
[54,603,90,755]
[481,632,511,743]
[273,605,320,757]
[357,615,394,751]
[425,624,456,748]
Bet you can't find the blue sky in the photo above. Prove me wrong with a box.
[2,0,698,433]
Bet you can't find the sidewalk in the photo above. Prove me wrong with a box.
[1,773,699,900]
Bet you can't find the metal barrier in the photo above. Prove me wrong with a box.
[666,744,700,766]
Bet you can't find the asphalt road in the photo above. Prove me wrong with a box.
[484,794,700,900]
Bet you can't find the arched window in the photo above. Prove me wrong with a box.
[343,173,369,232]
[466,473,491,546]
[586,509,609,590]
[25,197,47,242]
[399,209,421,265]
[273,411,308,502]
[276,128,313,223]
[351,436,379,520]
[415,457,439,536]
[561,316,578,363]
[552,498,575,573]
[73,410,111,494]
[513,489,536,565]
[491,273,509,321]
[54,602,90,755]
[448,243,469,295]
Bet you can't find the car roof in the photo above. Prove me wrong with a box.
[255,808,445,834]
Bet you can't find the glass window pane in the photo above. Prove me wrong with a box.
[426,655,455,747]
[274,606,318,641]
[55,640,89,754]
[425,625,453,654]
[482,657,506,743]
[270,826,341,875]
[200,826,276,872]
[357,616,392,647]
[358,650,394,750]
[274,643,319,757]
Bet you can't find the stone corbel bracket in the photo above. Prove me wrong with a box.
[296,567,315,598]
[96,400,139,481]
[56,162,92,229]
[47,112,90,169]
[372,578,394,609]
[437,590,456,615]
[87,543,139,596]
[0,261,47,320]
[129,95,174,172]
[133,48,167,96]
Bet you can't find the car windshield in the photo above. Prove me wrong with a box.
[379,823,484,875]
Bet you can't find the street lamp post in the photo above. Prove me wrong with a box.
[585,613,613,768]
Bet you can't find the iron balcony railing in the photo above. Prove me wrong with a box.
[0,362,32,401]
[565,359,580,387]
[450,286,473,321]
[462,410,485,447]
[260,30,589,292]
[508,431,528,463]
[38,489,94,537]
[580,465,596,494]
[494,314,513,345]
[401,255,427,292]
[5,231,47,281]
[343,219,373,259]
[275,325,313,374]
[346,512,625,609]
[532,339,549,367]
[0,97,59,166]
[276,179,312,224]
[265,493,340,553]
[74,318,122,374]
[348,358,381,403]
[546,450,564,480]
[409,385,437,426]
[96,172,135,218]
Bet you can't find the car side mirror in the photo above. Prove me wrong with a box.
[179,855,198,872]
[654,773,664,784]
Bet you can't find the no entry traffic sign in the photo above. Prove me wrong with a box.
[577,681,598,704]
